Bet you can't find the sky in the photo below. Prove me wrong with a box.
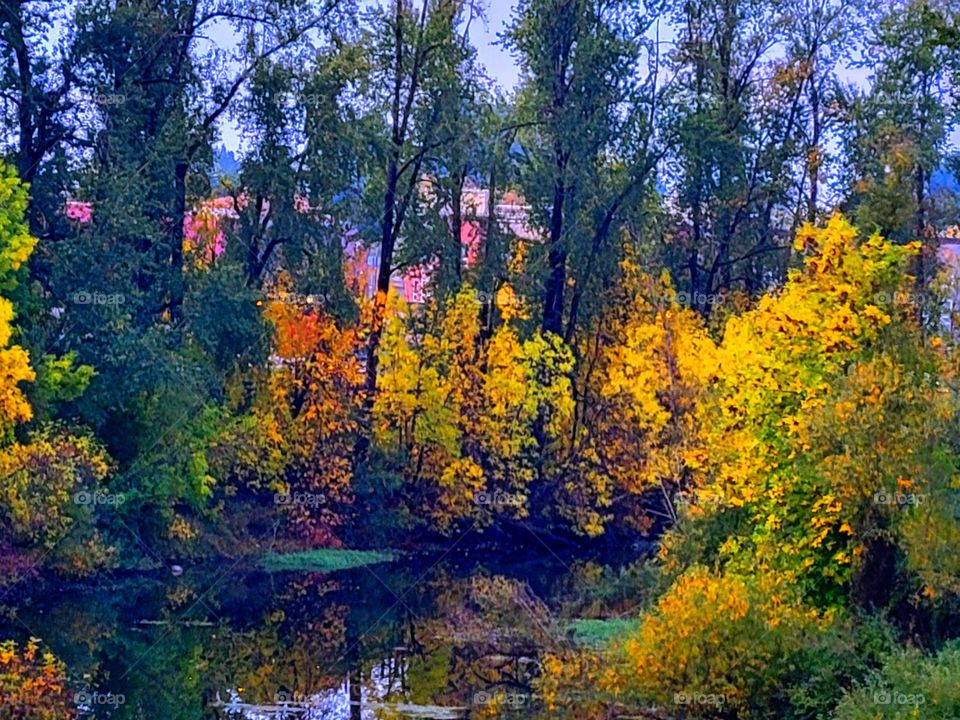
[471,1,521,90]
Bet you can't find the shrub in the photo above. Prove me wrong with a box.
[613,566,886,719]
[834,641,960,720]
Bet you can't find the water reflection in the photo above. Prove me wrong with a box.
[0,552,595,719]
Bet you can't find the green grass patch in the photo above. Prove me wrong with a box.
[568,618,637,648]
[260,548,398,573]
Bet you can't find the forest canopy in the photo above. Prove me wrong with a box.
[1,0,960,717]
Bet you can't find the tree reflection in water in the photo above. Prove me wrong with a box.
[0,553,613,719]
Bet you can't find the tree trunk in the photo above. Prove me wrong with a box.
[542,169,567,335]
[450,170,463,288]
[170,159,188,321]
[807,72,821,224]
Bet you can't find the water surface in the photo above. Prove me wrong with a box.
[1,548,633,719]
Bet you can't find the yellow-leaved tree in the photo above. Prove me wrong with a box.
[373,287,573,531]
[691,215,958,603]
[534,215,960,720]
[0,163,112,576]
[560,264,718,535]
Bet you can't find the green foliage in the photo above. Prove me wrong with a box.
[505,0,661,335]
[260,548,397,573]
[0,165,36,290]
[834,641,960,720]
[844,0,960,243]
[28,352,96,420]
[567,618,635,649]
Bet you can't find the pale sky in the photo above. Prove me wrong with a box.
[471,0,521,90]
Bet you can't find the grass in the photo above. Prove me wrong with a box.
[568,618,637,648]
[260,548,398,573]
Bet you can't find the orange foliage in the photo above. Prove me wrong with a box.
[0,639,75,719]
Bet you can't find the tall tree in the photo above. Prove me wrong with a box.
[228,40,364,319]
[0,0,75,185]
[20,0,345,544]
[783,0,859,225]
[355,0,477,459]
[664,0,820,309]
[505,0,663,338]
[0,0,81,239]
[842,0,960,255]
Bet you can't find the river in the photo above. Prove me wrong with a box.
[0,546,643,719]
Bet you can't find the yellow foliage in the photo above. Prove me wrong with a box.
[373,287,573,531]
[689,215,928,594]
[618,567,828,714]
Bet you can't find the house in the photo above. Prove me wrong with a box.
[65,182,536,307]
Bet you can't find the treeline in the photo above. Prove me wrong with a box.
[530,217,960,719]
[0,0,958,571]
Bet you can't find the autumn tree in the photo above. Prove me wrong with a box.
[10,0,343,547]
[372,288,573,532]
[533,216,960,718]
[356,0,479,446]
[557,265,717,535]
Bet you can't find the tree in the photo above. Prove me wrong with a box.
[0,164,112,576]
[0,163,37,430]
[663,0,826,308]
[0,0,78,239]
[229,38,365,316]
[783,0,861,225]
[505,0,663,338]
[12,0,342,546]
[557,266,717,534]
[355,0,480,463]
[842,0,960,260]
[372,287,574,532]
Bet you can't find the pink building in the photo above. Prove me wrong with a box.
[64,186,536,305]
[342,185,537,304]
